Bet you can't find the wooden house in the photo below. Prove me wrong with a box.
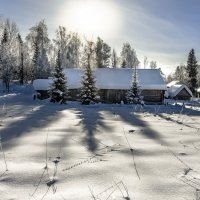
[33,68,167,104]
[94,68,167,104]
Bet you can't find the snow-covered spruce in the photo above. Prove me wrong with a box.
[80,41,97,105]
[80,66,97,105]
[186,48,198,95]
[50,50,68,104]
[126,65,142,104]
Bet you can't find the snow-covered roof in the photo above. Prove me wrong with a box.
[33,68,167,91]
[33,79,53,91]
[64,69,84,89]
[93,68,167,90]
[167,80,179,88]
[168,84,193,97]
[66,68,167,90]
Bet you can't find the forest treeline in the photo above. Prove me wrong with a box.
[0,17,199,95]
[0,18,148,91]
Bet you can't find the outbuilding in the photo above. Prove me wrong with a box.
[167,81,193,100]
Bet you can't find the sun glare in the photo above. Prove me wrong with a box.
[58,0,122,39]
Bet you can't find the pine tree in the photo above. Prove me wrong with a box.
[95,37,103,68]
[32,40,40,80]
[186,48,198,95]
[95,37,111,68]
[111,49,118,67]
[102,42,111,67]
[126,66,141,104]
[197,65,200,88]
[81,41,97,104]
[50,50,68,103]
[17,34,24,85]
[121,59,126,68]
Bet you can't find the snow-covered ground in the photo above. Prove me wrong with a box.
[0,89,200,200]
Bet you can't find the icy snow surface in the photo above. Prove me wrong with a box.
[0,92,200,200]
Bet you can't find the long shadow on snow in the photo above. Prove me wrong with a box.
[77,105,112,153]
[1,103,69,150]
[111,105,168,146]
[77,104,168,154]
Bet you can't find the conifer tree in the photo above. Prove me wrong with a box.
[80,41,97,104]
[186,49,198,95]
[95,37,104,68]
[17,34,24,85]
[95,37,111,68]
[111,49,118,68]
[32,40,39,80]
[50,50,68,103]
[126,66,140,104]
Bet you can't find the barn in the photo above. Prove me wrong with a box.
[33,68,167,104]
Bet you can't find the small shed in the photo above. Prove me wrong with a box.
[33,79,53,99]
[33,69,84,100]
[167,82,193,100]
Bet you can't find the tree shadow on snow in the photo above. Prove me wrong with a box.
[76,105,112,153]
[75,104,168,154]
[108,105,168,146]
[0,102,69,150]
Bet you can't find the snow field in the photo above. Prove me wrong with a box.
[0,94,200,200]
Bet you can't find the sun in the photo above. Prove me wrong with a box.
[58,0,122,39]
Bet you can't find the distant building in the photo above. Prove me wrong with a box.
[167,81,193,100]
[33,68,167,104]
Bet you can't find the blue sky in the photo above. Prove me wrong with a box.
[1,0,200,75]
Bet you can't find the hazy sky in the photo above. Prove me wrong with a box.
[1,0,200,75]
